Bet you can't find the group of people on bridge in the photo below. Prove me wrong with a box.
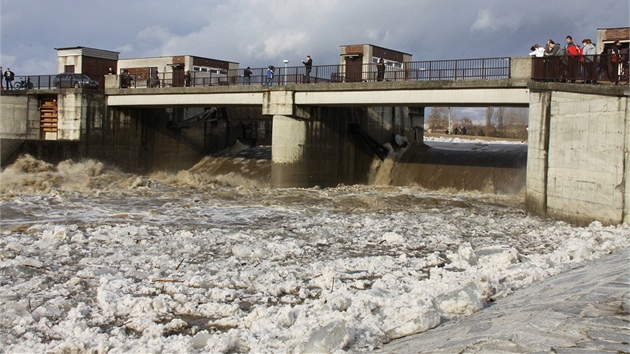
[529,36,627,85]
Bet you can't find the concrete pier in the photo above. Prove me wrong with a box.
[526,83,629,225]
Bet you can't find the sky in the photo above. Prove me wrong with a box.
[0,0,628,123]
[1,0,628,76]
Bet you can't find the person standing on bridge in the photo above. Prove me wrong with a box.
[244,67,252,85]
[4,67,14,90]
[580,39,597,84]
[565,36,581,82]
[611,40,623,85]
[151,70,160,88]
[376,58,385,81]
[302,55,312,83]
[266,65,275,86]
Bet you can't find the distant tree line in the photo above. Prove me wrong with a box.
[426,107,528,140]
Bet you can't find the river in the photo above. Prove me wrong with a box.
[0,138,627,353]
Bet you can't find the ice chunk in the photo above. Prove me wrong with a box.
[381,304,441,339]
[302,320,351,353]
[382,232,405,244]
[41,226,68,241]
[433,282,484,316]
[475,246,519,265]
[231,244,267,259]
[191,330,212,350]
[446,242,477,268]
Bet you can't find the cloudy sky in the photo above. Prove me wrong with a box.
[1,0,628,76]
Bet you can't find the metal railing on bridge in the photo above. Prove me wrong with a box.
[12,55,627,91]
[530,54,628,84]
[2,57,513,91]
[2,74,98,90]
[3,75,54,90]
[123,57,512,88]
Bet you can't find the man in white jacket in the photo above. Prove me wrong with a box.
[529,44,545,57]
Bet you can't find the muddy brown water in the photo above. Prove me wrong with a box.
[392,141,527,194]
[182,140,527,194]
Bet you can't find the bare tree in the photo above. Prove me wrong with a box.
[485,107,495,136]
[427,107,450,132]
[460,116,474,128]
[496,107,506,130]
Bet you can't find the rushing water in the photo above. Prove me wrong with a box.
[0,140,627,353]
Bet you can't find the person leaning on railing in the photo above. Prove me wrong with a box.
[565,36,581,82]
[580,39,597,84]
[543,40,562,81]
[611,40,623,85]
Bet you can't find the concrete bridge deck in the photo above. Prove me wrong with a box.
[104,78,531,108]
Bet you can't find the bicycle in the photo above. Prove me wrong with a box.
[14,77,34,89]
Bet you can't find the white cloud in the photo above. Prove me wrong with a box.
[471,9,522,32]
[1,0,628,74]
[115,44,134,55]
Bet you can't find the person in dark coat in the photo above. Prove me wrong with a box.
[244,67,252,85]
[376,58,385,81]
[4,67,14,89]
[611,40,623,85]
[301,55,312,83]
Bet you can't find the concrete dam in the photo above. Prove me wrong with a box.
[1,57,628,226]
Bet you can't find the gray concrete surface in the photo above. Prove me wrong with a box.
[376,248,630,353]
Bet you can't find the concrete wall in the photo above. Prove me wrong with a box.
[0,91,106,142]
[0,94,39,139]
[56,91,105,140]
[526,88,629,225]
[118,57,175,74]
[510,56,532,82]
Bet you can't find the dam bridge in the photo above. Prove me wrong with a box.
[1,56,628,225]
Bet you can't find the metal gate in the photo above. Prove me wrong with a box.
[39,97,58,137]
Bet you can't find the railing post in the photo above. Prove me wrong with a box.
[454,60,458,80]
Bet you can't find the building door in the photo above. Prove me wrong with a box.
[40,97,58,139]
[172,66,185,87]
[64,65,75,73]
[345,56,363,82]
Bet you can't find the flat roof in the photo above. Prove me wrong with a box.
[340,44,412,56]
[119,55,238,65]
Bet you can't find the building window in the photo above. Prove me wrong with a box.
[372,57,402,69]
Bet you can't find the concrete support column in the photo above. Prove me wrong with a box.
[56,92,83,140]
[527,89,629,225]
[271,114,308,187]
[525,91,551,217]
[270,106,375,188]
[624,96,630,225]
[55,91,105,141]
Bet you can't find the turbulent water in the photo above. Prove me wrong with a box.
[0,141,628,353]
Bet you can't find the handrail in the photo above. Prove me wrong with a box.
[7,55,624,91]
[530,54,628,84]
[167,57,513,87]
[3,57,513,90]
